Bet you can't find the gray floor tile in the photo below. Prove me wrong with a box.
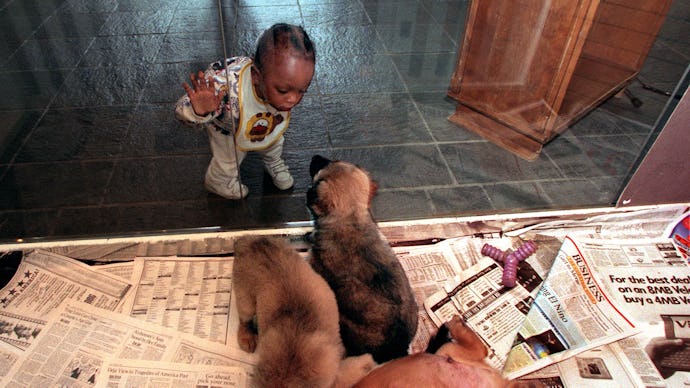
[589,176,626,205]
[391,52,457,92]
[301,3,369,27]
[375,22,456,54]
[372,189,433,220]
[427,185,493,215]
[242,194,311,226]
[322,93,432,147]
[122,103,209,158]
[333,145,454,189]
[14,107,132,162]
[362,1,434,25]
[79,35,165,67]
[32,12,110,40]
[0,69,69,110]
[309,25,385,57]
[409,92,479,142]
[0,161,113,209]
[316,54,406,94]
[283,96,330,150]
[440,142,564,184]
[105,155,208,203]
[237,6,303,29]
[155,33,224,64]
[545,135,643,178]
[419,0,469,44]
[0,209,58,240]
[98,10,175,36]
[141,61,211,104]
[117,0,180,11]
[53,199,266,237]
[2,0,66,16]
[483,182,552,212]
[52,65,151,108]
[168,8,221,34]
[3,38,92,71]
[0,110,43,163]
[540,179,612,208]
[57,0,118,13]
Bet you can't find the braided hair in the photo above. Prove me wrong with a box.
[254,23,316,71]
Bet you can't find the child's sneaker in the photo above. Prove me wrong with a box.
[205,177,248,199]
[264,160,294,190]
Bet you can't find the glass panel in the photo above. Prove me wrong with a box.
[0,0,687,241]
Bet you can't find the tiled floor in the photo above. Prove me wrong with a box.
[0,0,688,242]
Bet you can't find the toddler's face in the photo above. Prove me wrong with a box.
[252,50,314,112]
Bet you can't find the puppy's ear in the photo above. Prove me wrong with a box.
[368,180,378,206]
[425,323,452,354]
[310,155,332,178]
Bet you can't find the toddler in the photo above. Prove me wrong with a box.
[175,23,315,199]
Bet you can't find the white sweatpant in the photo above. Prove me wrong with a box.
[205,127,285,186]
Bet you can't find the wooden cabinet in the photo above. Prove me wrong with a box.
[447,0,671,160]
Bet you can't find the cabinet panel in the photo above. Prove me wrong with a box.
[449,0,595,139]
[448,0,670,160]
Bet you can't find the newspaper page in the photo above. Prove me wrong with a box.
[394,240,466,352]
[92,261,137,283]
[425,257,543,370]
[422,235,562,369]
[0,250,132,351]
[519,336,666,388]
[0,342,20,380]
[562,237,690,387]
[120,256,233,346]
[502,235,640,379]
[397,234,561,354]
[506,205,688,241]
[0,250,131,316]
[95,360,247,388]
[0,300,255,387]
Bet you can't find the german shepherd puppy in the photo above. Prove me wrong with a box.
[232,235,375,388]
[306,155,419,363]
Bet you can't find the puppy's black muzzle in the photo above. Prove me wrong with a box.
[307,154,332,213]
[306,184,319,207]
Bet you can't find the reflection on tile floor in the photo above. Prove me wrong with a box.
[0,0,688,241]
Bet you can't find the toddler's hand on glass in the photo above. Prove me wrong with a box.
[182,71,227,116]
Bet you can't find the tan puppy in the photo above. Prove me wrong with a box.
[354,316,540,388]
[307,155,419,364]
[232,235,375,388]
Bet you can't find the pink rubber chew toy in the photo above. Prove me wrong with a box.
[481,241,537,287]
[481,243,508,262]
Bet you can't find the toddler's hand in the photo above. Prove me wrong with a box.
[182,71,227,116]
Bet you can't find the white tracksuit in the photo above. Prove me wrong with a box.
[174,56,287,190]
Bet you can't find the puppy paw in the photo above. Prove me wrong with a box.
[334,354,377,387]
[237,325,257,353]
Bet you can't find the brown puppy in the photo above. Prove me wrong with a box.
[306,155,419,364]
[354,316,539,388]
[232,235,375,388]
